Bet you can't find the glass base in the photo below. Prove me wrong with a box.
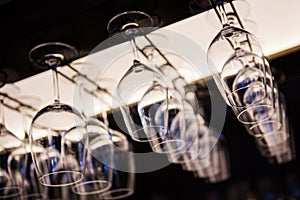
[28,42,79,70]
[107,11,155,36]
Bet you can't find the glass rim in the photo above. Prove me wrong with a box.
[248,119,282,137]
[151,139,186,154]
[72,180,112,195]
[226,83,267,109]
[236,104,275,125]
[99,188,134,200]
[39,171,84,187]
[130,126,164,143]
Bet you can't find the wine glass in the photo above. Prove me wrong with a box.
[0,149,22,200]
[194,133,231,184]
[224,50,275,125]
[0,73,23,199]
[208,28,266,105]
[206,2,276,125]
[168,109,207,165]
[137,84,187,154]
[253,91,295,164]
[28,42,88,187]
[107,11,180,143]
[7,95,47,200]
[98,129,135,200]
[7,144,47,200]
[141,47,202,159]
[71,118,113,196]
[245,81,282,138]
[180,122,209,172]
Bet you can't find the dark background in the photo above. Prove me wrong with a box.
[0,0,209,82]
[1,0,300,199]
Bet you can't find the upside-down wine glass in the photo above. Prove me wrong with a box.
[194,131,231,184]
[141,47,202,161]
[0,72,23,199]
[71,118,113,196]
[253,90,295,164]
[207,1,290,165]
[98,128,135,200]
[207,1,285,139]
[28,42,88,187]
[206,1,276,126]
[208,0,292,159]
[107,11,185,150]
[8,143,46,200]
[7,95,48,200]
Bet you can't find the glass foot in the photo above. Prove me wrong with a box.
[107,11,155,36]
[28,42,79,69]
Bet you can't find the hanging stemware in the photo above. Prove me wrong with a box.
[28,42,88,187]
[0,72,23,199]
[7,95,49,200]
[71,118,113,196]
[107,11,185,147]
[206,1,276,125]
[141,46,207,165]
[98,129,135,200]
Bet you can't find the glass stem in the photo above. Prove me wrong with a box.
[216,3,230,28]
[163,88,169,135]
[101,111,112,138]
[0,98,5,131]
[129,31,140,64]
[217,3,243,52]
[52,65,60,103]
